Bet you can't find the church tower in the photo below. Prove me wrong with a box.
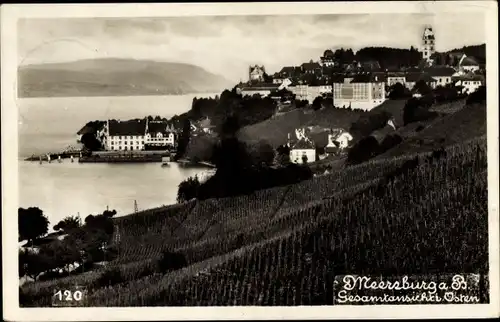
[422,26,435,62]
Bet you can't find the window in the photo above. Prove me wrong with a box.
[425,40,427,44]
[430,46,434,51]
[124,141,127,145]
[119,136,122,139]
[131,147,134,151]
[119,147,122,150]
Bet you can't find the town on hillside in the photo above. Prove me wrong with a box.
[69,26,485,169]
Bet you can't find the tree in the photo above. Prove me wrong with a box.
[19,249,51,281]
[18,207,49,246]
[53,215,82,233]
[177,176,201,203]
[80,133,103,151]
[403,98,420,125]
[250,141,275,167]
[274,145,291,167]
[174,118,192,161]
[103,209,117,218]
[412,80,432,96]
[312,96,323,110]
[389,83,411,99]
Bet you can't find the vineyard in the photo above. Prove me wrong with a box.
[19,133,489,306]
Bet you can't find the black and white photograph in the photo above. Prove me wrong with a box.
[2,1,499,320]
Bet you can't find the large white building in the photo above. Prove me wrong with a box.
[332,74,386,111]
[104,118,176,151]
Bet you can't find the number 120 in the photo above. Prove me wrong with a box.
[54,290,83,301]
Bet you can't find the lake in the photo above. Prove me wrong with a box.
[18,94,218,227]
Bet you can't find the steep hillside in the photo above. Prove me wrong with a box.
[238,107,365,148]
[20,136,488,306]
[378,101,485,158]
[18,58,232,98]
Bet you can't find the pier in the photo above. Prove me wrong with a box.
[79,150,170,163]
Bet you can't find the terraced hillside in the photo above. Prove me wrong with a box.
[20,134,489,306]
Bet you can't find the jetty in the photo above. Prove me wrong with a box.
[177,158,216,168]
[79,150,171,163]
[25,146,83,162]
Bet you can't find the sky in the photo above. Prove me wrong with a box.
[18,13,486,82]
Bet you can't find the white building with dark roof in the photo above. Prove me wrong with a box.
[290,139,316,164]
[144,120,176,148]
[104,119,147,151]
[104,118,176,151]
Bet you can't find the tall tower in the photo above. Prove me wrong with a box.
[422,26,435,61]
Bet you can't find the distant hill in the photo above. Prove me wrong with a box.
[18,58,233,98]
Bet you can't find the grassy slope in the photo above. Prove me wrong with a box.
[238,107,365,148]
[18,58,232,98]
[378,101,485,159]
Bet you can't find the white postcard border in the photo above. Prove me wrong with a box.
[2,1,499,320]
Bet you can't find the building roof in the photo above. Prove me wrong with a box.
[291,138,316,150]
[460,56,480,67]
[453,74,485,82]
[301,62,321,71]
[279,66,300,75]
[424,67,456,77]
[405,72,437,83]
[241,83,280,91]
[387,72,406,77]
[108,119,147,136]
[147,121,175,135]
[350,73,385,83]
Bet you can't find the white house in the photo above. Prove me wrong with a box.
[424,67,455,87]
[454,74,484,94]
[289,129,316,164]
[334,132,354,149]
[240,83,280,98]
[458,55,481,73]
[249,65,266,82]
[290,139,316,164]
[144,120,176,148]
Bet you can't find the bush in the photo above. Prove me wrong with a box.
[379,134,403,154]
[347,136,380,165]
[388,82,411,99]
[403,98,439,125]
[350,111,392,137]
[466,86,486,105]
[158,251,188,273]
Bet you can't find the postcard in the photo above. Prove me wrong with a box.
[2,1,499,320]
